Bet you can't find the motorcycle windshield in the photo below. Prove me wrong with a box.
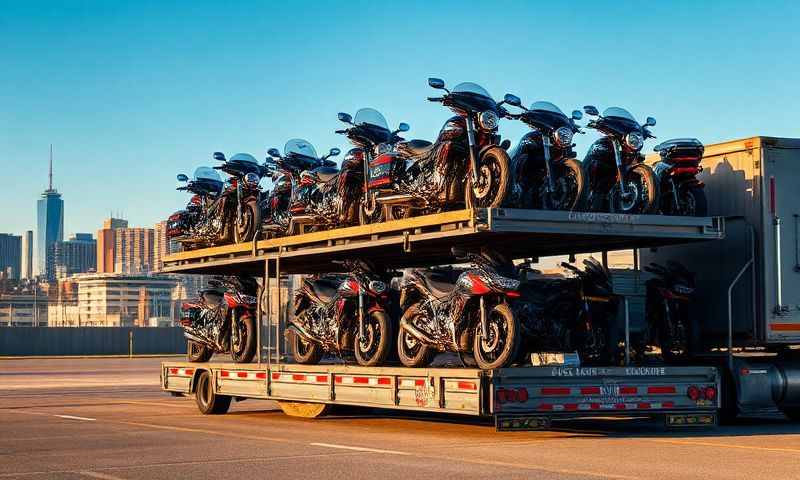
[602,107,640,126]
[228,153,258,164]
[354,108,390,131]
[284,139,318,160]
[193,166,222,182]
[530,101,567,117]
[452,82,495,102]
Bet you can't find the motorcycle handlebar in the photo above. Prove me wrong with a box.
[427,97,443,102]
[560,262,581,273]
[335,129,347,134]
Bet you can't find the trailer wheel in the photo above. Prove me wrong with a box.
[278,401,330,418]
[781,407,800,422]
[195,371,231,415]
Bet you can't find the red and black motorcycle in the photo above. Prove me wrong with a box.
[167,166,225,249]
[355,78,513,223]
[397,248,521,370]
[180,276,258,363]
[642,261,696,362]
[652,138,707,216]
[289,260,393,366]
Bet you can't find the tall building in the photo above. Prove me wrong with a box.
[73,273,177,327]
[48,233,97,280]
[96,218,128,273]
[20,230,33,279]
[37,152,64,277]
[0,234,22,280]
[153,220,172,272]
[115,227,155,274]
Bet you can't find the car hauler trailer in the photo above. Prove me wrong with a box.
[161,207,724,430]
[642,136,800,421]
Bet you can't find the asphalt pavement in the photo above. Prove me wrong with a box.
[1,357,798,479]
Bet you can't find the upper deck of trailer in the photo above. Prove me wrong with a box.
[162,208,725,275]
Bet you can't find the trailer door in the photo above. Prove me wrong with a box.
[763,144,800,342]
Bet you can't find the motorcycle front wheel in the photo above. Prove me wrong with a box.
[187,340,213,362]
[538,158,585,211]
[234,198,261,243]
[472,303,520,370]
[354,311,391,366]
[290,331,323,364]
[609,164,658,214]
[466,146,511,209]
[358,198,385,225]
[397,304,435,367]
[230,314,256,363]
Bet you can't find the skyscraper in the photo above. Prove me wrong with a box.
[0,234,22,279]
[20,230,33,279]
[114,227,155,274]
[153,220,172,272]
[96,218,128,273]
[49,233,97,280]
[37,149,64,277]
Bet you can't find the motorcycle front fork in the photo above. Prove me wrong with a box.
[670,178,680,211]
[236,182,243,226]
[358,289,365,340]
[611,138,629,197]
[230,309,239,350]
[541,136,556,194]
[465,116,480,185]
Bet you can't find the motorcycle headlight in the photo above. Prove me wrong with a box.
[553,127,574,147]
[376,143,392,155]
[478,110,499,131]
[673,284,694,295]
[368,280,386,294]
[494,276,520,291]
[244,173,260,186]
[625,131,644,151]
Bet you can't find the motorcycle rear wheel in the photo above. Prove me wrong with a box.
[472,303,520,370]
[187,340,213,363]
[354,311,391,366]
[397,304,435,368]
[539,158,585,211]
[466,146,511,209]
[230,314,256,363]
[609,164,658,214]
[233,198,261,244]
[290,331,324,364]
[678,186,708,217]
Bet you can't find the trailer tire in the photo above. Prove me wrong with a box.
[291,331,323,364]
[195,371,231,415]
[278,401,330,418]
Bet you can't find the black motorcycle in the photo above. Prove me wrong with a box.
[168,166,228,249]
[289,260,393,366]
[336,108,410,224]
[261,139,334,237]
[180,276,258,363]
[643,261,696,362]
[397,248,521,370]
[502,95,586,210]
[652,138,707,216]
[582,106,659,214]
[212,152,266,243]
[356,78,513,223]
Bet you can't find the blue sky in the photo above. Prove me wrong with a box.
[1,0,798,236]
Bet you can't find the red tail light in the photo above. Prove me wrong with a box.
[506,290,521,298]
[704,386,717,401]
[496,387,529,404]
[687,385,701,401]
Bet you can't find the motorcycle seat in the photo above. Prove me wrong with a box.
[312,166,340,183]
[312,278,340,302]
[396,139,434,158]
[419,271,457,298]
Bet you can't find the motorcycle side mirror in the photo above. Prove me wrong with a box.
[176,174,189,182]
[397,122,410,132]
[450,246,467,260]
[500,139,511,150]
[213,152,226,162]
[428,77,446,89]
[503,93,522,107]
[328,148,341,157]
[583,105,599,116]
[644,116,657,127]
[338,112,353,124]
[571,110,583,120]
[267,148,281,158]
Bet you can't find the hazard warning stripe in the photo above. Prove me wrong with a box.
[168,367,195,377]
[537,401,676,412]
[334,375,392,387]
[270,372,328,384]
[398,378,427,388]
[770,323,800,331]
[217,370,268,380]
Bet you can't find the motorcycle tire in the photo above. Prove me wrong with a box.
[187,340,213,363]
[539,158,585,211]
[465,146,511,210]
[195,370,231,415]
[472,303,520,370]
[397,304,435,368]
[609,163,658,214]
[230,314,256,363]
[290,331,324,365]
[234,198,261,244]
[659,319,690,364]
[354,311,391,367]
[358,200,385,225]
[680,186,708,217]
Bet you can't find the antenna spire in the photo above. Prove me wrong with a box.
[48,144,53,190]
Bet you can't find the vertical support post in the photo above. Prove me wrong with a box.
[256,262,263,367]
[276,255,282,364]
[601,251,609,269]
[128,330,133,358]
[623,297,630,366]
[265,259,271,367]
[727,246,754,373]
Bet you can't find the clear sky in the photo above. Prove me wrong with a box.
[1,0,798,237]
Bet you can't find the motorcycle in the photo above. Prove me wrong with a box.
[211,152,266,243]
[502,95,586,210]
[652,138,707,216]
[261,139,334,237]
[335,108,409,224]
[288,260,393,366]
[168,166,228,249]
[355,78,513,224]
[180,276,258,363]
[642,261,696,362]
[397,248,521,370]
[582,106,659,214]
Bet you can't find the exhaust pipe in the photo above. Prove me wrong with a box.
[399,318,435,344]
[284,324,320,344]
[183,331,211,347]
[376,194,416,205]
